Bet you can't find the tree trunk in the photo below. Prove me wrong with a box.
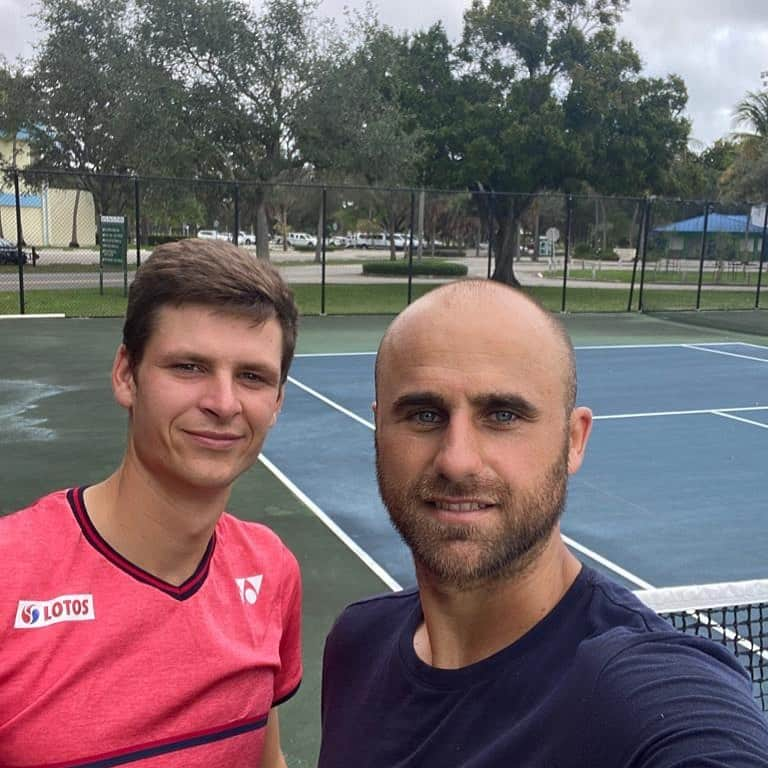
[255,199,270,260]
[491,198,521,286]
[69,189,80,248]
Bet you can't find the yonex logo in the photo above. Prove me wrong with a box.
[14,594,95,629]
[236,575,263,605]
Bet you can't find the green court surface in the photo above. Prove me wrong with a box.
[2,311,767,765]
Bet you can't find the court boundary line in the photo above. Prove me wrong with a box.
[682,344,768,363]
[258,454,403,592]
[594,405,768,421]
[288,376,375,429]
[295,341,768,358]
[713,411,768,430]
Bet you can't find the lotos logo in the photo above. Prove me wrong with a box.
[21,605,41,624]
[14,594,95,629]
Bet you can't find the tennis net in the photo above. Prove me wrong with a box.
[634,579,768,713]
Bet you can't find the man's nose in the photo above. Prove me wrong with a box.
[199,374,242,420]
[432,413,484,481]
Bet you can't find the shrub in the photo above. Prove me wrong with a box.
[292,242,342,252]
[362,259,468,277]
[573,243,593,259]
[145,234,181,246]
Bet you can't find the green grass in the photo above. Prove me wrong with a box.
[551,265,765,286]
[0,264,138,274]
[1,282,763,317]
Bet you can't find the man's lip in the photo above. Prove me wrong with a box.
[184,430,243,442]
[427,498,495,513]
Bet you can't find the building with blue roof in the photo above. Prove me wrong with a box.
[652,213,764,261]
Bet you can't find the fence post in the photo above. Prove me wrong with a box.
[13,170,25,315]
[486,198,493,279]
[695,201,711,310]
[407,190,415,305]
[637,197,653,312]
[561,194,573,313]
[627,198,646,311]
[756,203,768,308]
[134,176,141,267]
[233,182,240,245]
[321,187,327,315]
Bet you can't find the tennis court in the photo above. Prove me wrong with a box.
[2,311,767,766]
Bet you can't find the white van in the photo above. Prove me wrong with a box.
[353,232,405,250]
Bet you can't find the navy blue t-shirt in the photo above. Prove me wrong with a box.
[319,566,768,767]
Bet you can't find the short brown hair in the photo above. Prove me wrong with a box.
[123,239,298,382]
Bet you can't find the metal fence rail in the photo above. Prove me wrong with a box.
[1,169,767,318]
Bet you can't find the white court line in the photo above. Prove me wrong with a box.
[735,341,768,350]
[259,454,402,592]
[682,344,768,363]
[712,411,768,430]
[288,375,375,430]
[573,342,741,350]
[0,313,66,319]
[594,405,768,421]
[295,342,764,358]
[562,535,654,589]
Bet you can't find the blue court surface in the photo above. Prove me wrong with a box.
[262,341,768,593]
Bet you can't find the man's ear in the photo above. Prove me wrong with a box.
[112,344,136,410]
[269,385,285,427]
[567,406,593,475]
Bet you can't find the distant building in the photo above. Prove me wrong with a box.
[0,130,97,247]
[652,213,764,260]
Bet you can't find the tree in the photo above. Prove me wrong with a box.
[27,0,194,221]
[138,0,332,257]
[446,0,689,284]
[719,91,768,203]
[293,16,425,259]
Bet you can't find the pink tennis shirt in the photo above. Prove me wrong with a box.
[0,487,302,767]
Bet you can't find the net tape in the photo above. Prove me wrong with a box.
[635,579,768,712]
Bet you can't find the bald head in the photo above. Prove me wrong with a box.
[376,280,577,413]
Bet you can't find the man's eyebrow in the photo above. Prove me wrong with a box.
[390,392,539,419]
[159,351,280,377]
[470,393,540,419]
[391,392,450,411]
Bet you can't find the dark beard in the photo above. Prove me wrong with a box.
[376,438,569,589]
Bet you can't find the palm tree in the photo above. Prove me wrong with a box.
[732,90,768,137]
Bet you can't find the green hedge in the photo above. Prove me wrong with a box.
[292,242,344,252]
[145,234,182,246]
[362,259,468,277]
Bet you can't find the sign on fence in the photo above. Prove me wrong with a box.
[99,215,128,296]
[100,216,127,266]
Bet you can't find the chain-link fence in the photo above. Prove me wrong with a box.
[2,170,767,323]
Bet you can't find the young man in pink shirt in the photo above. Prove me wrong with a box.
[1,239,302,767]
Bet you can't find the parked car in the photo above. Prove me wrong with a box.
[353,232,406,250]
[197,229,231,241]
[329,235,350,248]
[0,238,27,265]
[238,231,255,245]
[287,232,317,248]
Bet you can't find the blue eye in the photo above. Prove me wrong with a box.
[415,410,442,424]
[491,410,516,423]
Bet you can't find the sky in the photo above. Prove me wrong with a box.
[2,0,767,148]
